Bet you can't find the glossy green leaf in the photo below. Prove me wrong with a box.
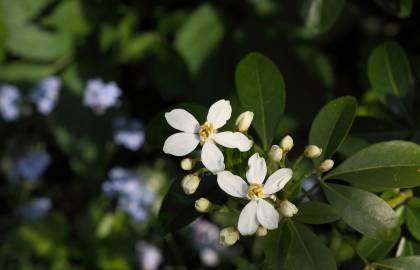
[304,0,346,35]
[263,221,292,269]
[235,52,286,150]
[322,183,399,240]
[293,201,339,224]
[373,256,420,270]
[357,228,400,261]
[406,206,420,241]
[325,141,420,188]
[285,220,337,270]
[175,3,224,75]
[309,96,357,166]
[368,41,413,99]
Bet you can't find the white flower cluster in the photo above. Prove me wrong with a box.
[163,99,332,245]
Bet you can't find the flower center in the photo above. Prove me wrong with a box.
[247,183,264,199]
[199,122,215,142]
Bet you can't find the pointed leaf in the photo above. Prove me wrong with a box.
[309,96,357,166]
[293,201,339,224]
[235,52,286,150]
[322,183,399,240]
[373,256,420,270]
[325,141,420,188]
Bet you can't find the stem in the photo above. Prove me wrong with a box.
[292,154,304,171]
[387,189,413,208]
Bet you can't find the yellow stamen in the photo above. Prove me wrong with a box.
[247,183,264,199]
[199,122,215,142]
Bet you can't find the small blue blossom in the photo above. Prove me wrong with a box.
[19,197,52,220]
[8,151,51,182]
[0,84,20,121]
[31,76,61,115]
[189,219,221,267]
[102,167,154,222]
[114,118,145,151]
[136,241,162,270]
[83,78,121,114]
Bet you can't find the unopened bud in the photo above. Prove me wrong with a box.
[269,145,283,162]
[319,159,334,172]
[195,197,212,213]
[280,135,294,153]
[256,226,267,237]
[304,145,322,158]
[235,111,254,132]
[219,227,240,246]
[181,174,201,195]
[278,200,298,218]
[181,158,194,171]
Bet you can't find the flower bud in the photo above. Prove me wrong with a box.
[278,200,298,218]
[195,197,212,213]
[319,159,334,172]
[269,145,283,162]
[180,158,194,171]
[181,174,201,195]
[304,145,322,158]
[219,227,240,246]
[256,226,267,237]
[235,111,254,132]
[280,135,294,153]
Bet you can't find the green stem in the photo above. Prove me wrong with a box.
[387,189,413,208]
[292,154,304,171]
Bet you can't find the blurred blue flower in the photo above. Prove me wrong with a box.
[114,118,145,151]
[83,78,121,114]
[31,76,61,115]
[0,84,20,121]
[8,151,51,182]
[136,241,162,270]
[19,197,52,220]
[189,219,221,267]
[102,167,154,222]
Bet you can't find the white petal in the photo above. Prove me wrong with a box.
[206,99,232,129]
[263,168,293,195]
[246,153,267,184]
[238,200,259,235]
[201,142,225,174]
[165,109,200,133]
[213,132,253,152]
[257,199,279,230]
[217,171,248,198]
[163,132,199,156]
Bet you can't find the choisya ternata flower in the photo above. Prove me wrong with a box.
[217,153,293,235]
[163,100,253,173]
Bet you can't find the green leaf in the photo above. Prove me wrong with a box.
[285,220,337,270]
[158,174,222,235]
[235,52,286,150]
[146,103,207,150]
[42,0,90,37]
[309,96,357,166]
[373,256,420,270]
[396,237,420,256]
[175,3,224,75]
[0,62,52,82]
[322,183,399,240]
[263,221,292,270]
[368,41,413,99]
[293,201,339,224]
[304,0,346,35]
[118,32,162,62]
[357,228,400,261]
[325,141,420,188]
[5,23,71,61]
[406,206,420,241]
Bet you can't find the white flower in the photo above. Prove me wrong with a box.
[217,153,293,235]
[163,100,253,173]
